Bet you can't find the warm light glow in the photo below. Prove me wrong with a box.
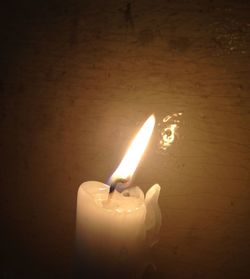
[110,115,155,183]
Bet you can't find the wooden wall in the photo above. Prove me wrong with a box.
[1,0,249,278]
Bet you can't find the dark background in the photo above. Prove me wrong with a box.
[1,0,250,278]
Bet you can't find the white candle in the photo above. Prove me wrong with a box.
[76,115,161,278]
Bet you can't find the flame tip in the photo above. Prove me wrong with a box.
[148,114,156,124]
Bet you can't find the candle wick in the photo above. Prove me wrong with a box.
[105,178,129,205]
[109,178,129,193]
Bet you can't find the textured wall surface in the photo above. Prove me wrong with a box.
[1,0,250,278]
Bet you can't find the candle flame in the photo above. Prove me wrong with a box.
[110,115,155,185]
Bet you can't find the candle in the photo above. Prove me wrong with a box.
[76,115,161,278]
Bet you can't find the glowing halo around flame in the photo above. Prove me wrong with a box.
[110,115,155,186]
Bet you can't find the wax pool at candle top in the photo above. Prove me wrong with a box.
[82,182,145,212]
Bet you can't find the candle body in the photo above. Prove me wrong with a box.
[76,181,161,278]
